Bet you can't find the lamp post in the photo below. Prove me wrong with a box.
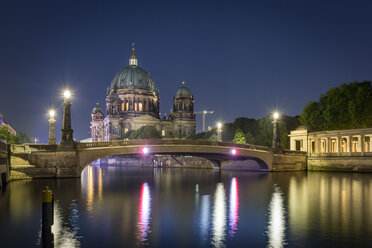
[60,90,74,147]
[48,110,56,145]
[217,122,222,142]
[272,112,280,152]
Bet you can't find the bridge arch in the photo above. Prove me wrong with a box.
[76,140,273,174]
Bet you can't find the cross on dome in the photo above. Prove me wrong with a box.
[129,42,137,66]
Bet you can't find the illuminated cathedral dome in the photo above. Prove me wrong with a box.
[109,47,158,94]
[176,82,191,97]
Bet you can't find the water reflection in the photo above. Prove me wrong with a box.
[267,185,286,248]
[137,182,152,244]
[36,201,81,248]
[86,166,94,213]
[212,183,226,248]
[200,195,211,242]
[229,177,239,237]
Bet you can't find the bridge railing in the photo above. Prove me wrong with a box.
[76,139,272,151]
[10,144,58,153]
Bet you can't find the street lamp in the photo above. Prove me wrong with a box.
[48,109,56,144]
[63,90,71,100]
[272,111,280,152]
[61,89,74,147]
[217,122,223,142]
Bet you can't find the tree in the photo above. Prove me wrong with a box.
[300,81,372,130]
[0,126,18,144]
[187,129,217,140]
[16,132,31,144]
[233,128,246,144]
[127,126,161,139]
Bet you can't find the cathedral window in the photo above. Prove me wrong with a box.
[139,103,143,111]
[135,103,138,111]
[126,102,129,111]
[121,103,124,111]
[162,130,165,136]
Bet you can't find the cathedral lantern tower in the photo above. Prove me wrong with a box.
[90,103,104,141]
[173,81,196,137]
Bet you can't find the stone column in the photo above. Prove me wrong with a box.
[317,138,321,156]
[327,137,331,154]
[348,136,352,155]
[48,116,56,145]
[337,136,341,156]
[361,134,365,156]
[217,127,222,142]
[272,119,279,152]
[61,97,74,147]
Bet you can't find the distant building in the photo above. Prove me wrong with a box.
[0,113,16,135]
[90,47,196,141]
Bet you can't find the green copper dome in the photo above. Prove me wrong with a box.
[110,66,158,94]
[92,103,103,113]
[176,86,191,97]
[109,91,120,101]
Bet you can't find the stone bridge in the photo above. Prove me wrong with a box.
[9,139,306,178]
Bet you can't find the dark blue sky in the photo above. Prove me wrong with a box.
[1,0,372,142]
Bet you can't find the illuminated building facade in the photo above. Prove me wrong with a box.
[90,47,196,141]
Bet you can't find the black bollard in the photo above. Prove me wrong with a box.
[42,186,54,248]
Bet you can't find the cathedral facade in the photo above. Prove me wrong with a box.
[90,48,196,141]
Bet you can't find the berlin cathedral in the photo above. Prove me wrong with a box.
[90,47,196,141]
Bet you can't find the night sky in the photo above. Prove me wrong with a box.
[1,0,372,142]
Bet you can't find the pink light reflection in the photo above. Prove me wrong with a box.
[137,182,151,243]
[229,177,239,237]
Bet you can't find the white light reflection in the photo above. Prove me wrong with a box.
[229,177,239,237]
[52,201,80,248]
[137,182,152,243]
[212,183,226,248]
[200,195,211,241]
[267,185,286,248]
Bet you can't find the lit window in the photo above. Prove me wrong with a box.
[124,128,128,133]
[139,103,143,111]
[126,102,129,111]
[162,130,165,136]
[135,103,138,111]
[121,103,124,111]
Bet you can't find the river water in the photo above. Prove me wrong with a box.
[0,165,372,247]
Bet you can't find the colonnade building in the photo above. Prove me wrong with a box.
[289,125,372,156]
[90,47,196,141]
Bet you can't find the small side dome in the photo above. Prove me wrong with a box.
[109,92,120,101]
[176,82,191,97]
[92,103,103,113]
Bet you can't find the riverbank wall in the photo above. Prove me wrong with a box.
[308,157,372,172]
[0,140,9,188]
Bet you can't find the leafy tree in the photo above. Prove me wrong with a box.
[233,128,246,144]
[0,126,19,144]
[300,81,372,130]
[16,132,31,144]
[187,129,217,140]
[127,126,161,140]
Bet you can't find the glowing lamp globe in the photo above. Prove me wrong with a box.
[217,122,222,129]
[49,110,55,118]
[64,90,71,99]
[231,148,237,155]
[142,147,149,154]
[273,112,279,120]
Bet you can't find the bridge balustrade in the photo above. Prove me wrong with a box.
[76,139,273,151]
